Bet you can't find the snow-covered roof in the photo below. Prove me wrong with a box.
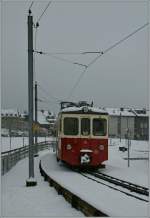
[42,110,49,117]
[104,108,149,117]
[133,109,149,117]
[37,110,56,125]
[1,109,20,117]
[61,106,149,117]
[47,118,56,122]
[61,106,108,114]
[105,108,134,116]
[37,111,50,125]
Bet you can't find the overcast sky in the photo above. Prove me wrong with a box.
[1,0,149,113]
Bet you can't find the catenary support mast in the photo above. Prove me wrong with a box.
[26,9,37,186]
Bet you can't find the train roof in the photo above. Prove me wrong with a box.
[60,106,108,115]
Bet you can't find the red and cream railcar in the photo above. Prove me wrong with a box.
[56,104,108,168]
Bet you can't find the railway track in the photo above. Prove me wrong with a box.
[80,171,149,202]
[88,171,148,196]
[40,157,148,217]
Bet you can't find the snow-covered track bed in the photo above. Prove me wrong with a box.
[39,161,108,217]
[80,171,149,202]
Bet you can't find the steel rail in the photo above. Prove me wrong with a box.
[87,171,149,196]
[80,172,148,203]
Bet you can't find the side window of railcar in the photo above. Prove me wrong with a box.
[93,118,107,136]
[81,118,90,136]
[64,117,78,135]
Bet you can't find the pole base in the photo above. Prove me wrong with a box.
[26,178,37,187]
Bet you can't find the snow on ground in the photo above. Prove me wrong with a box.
[1,149,83,217]
[41,152,149,217]
[1,138,149,217]
[103,138,149,187]
[1,136,55,152]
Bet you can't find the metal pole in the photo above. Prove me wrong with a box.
[120,112,121,143]
[23,136,24,147]
[26,10,37,186]
[22,122,24,147]
[9,121,12,170]
[127,129,130,167]
[34,81,38,155]
[9,123,11,151]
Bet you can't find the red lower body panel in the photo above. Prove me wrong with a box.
[58,138,108,167]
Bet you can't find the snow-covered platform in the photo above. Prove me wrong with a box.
[1,150,83,217]
[40,146,149,217]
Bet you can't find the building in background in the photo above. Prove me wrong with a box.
[1,108,148,140]
[133,109,149,140]
[1,109,28,137]
[1,109,57,137]
[105,107,149,140]
[37,110,56,135]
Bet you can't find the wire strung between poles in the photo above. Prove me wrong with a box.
[67,22,149,99]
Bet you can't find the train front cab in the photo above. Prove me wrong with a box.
[56,113,108,168]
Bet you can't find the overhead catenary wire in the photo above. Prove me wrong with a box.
[34,51,102,55]
[67,67,87,99]
[33,1,53,84]
[31,2,148,102]
[38,92,62,113]
[88,22,149,68]
[38,84,70,113]
[34,1,53,46]
[32,1,102,88]
[28,1,34,11]
[32,2,60,107]
[67,22,149,99]
[37,1,53,24]
[38,95,60,105]
[37,82,62,102]
[37,96,57,113]
[38,84,60,102]
[34,50,88,68]
[41,0,145,2]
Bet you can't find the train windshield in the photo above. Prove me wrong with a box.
[81,118,90,136]
[93,118,107,136]
[64,117,78,135]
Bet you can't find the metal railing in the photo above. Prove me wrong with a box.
[1,140,56,175]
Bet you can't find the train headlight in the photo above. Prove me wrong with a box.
[66,144,72,150]
[99,145,104,150]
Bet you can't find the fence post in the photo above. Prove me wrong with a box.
[2,158,4,175]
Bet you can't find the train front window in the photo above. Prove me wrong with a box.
[93,118,107,136]
[81,118,90,136]
[64,118,78,135]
